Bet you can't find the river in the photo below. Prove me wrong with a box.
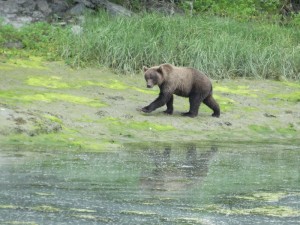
[0,143,299,224]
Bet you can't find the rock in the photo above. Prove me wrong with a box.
[75,0,95,8]
[264,113,276,118]
[145,1,183,15]
[68,3,88,16]
[0,0,133,27]
[2,15,33,28]
[37,0,52,15]
[90,0,133,16]
[224,122,232,126]
[18,0,36,15]
[49,0,70,14]
[3,41,24,49]
[0,0,18,14]
[32,11,46,21]
[104,1,133,16]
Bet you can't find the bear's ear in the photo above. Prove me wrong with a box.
[158,64,171,76]
[143,66,149,72]
[157,66,163,74]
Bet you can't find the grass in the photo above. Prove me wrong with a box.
[1,13,300,80]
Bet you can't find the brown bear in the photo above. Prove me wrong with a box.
[141,63,220,118]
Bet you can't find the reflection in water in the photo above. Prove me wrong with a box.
[0,143,299,225]
[140,145,218,192]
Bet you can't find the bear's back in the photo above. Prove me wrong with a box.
[172,66,212,95]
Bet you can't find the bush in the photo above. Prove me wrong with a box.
[0,21,64,59]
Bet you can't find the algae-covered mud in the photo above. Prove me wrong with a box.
[0,57,299,224]
[0,143,299,224]
[0,56,299,149]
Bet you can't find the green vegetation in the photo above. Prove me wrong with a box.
[0,22,62,59]
[0,90,106,107]
[112,0,298,20]
[188,204,300,217]
[1,12,299,80]
[184,0,282,16]
[61,13,300,80]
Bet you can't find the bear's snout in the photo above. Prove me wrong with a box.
[147,84,153,88]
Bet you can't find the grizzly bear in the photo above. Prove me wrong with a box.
[141,63,220,118]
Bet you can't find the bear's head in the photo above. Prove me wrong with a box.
[143,64,172,88]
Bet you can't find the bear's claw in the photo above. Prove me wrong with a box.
[141,107,151,113]
[163,109,173,115]
[181,112,197,118]
[212,112,220,118]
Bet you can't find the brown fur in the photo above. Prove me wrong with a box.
[142,63,220,118]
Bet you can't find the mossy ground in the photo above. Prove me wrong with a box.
[0,55,299,151]
[183,192,300,218]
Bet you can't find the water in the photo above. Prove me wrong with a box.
[0,143,299,225]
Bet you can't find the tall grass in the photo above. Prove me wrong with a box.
[1,13,299,79]
[59,13,300,79]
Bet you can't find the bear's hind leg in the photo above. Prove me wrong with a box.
[203,95,220,117]
[164,95,174,115]
[182,94,201,118]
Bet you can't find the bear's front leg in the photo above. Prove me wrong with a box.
[142,92,171,113]
[163,95,174,115]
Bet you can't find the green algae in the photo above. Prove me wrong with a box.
[214,95,235,111]
[282,81,300,89]
[83,79,157,95]
[6,56,47,70]
[72,214,112,222]
[43,114,62,124]
[72,214,97,220]
[234,192,287,202]
[25,75,156,96]
[34,192,55,197]
[268,91,300,102]
[70,208,97,213]
[0,90,106,107]
[0,63,15,71]
[90,79,128,90]
[4,132,119,152]
[120,210,158,216]
[249,124,298,137]
[81,79,129,91]
[249,125,272,134]
[188,204,300,217]
[242,106,259,112]
[30,205,60,213]
[2,222,38,225]
[104,117,175,132]
[246,206,300,217]
[0,205,18,209]
[65,136,117,151]
[277,123,297,135]
[26,76,70,89]
[214,85,258,97]
[22,93,104,107]
[131,86,158,95]
[175,217,209,224]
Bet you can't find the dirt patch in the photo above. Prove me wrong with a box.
[0,104,62,136]
[0,57,299,150]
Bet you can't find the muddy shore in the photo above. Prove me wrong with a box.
[0,56,299,151]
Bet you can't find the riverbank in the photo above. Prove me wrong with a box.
[0,56,299,151]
